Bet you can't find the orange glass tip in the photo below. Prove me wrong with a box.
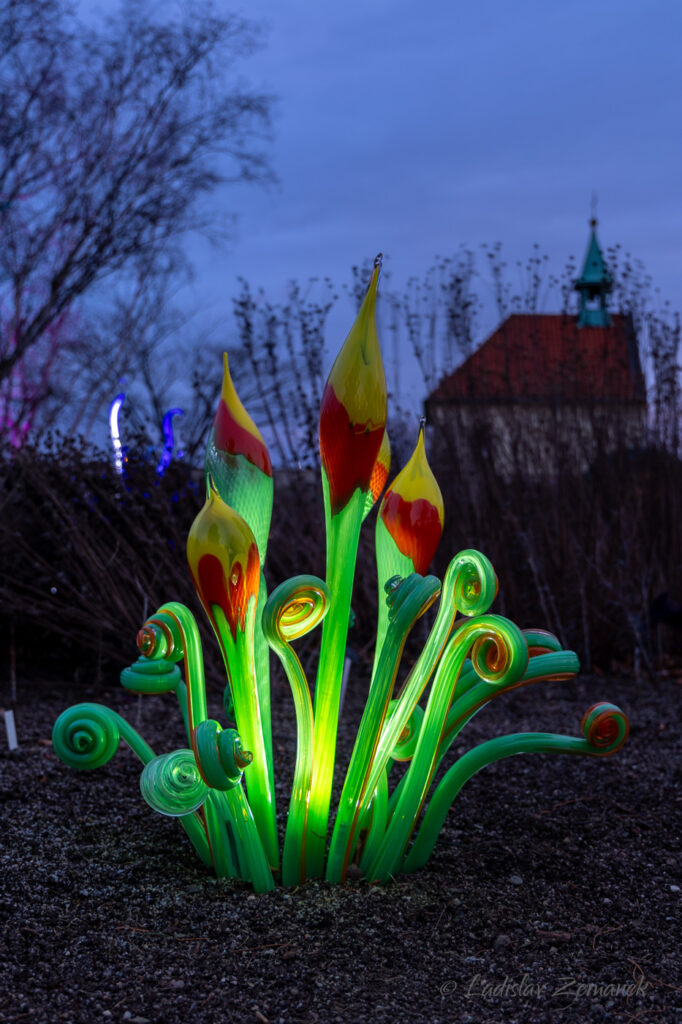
[369,429,391,504]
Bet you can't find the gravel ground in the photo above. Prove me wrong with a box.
[1,665,680,1024]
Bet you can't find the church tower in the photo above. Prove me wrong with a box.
[575,218,613,327]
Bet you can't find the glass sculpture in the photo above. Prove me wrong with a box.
[53,257,629,891]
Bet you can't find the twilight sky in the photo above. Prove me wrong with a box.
[91,0,682,413]
[190,0,681,315]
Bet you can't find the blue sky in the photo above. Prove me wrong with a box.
[186,0,681,322]
[87,0,682,416]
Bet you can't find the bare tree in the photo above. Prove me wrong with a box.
[233,276,337,467]
[0,0,274,437]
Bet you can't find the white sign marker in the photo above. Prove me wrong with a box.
[3,709,18,751]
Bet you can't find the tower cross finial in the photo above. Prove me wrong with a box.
[590,191,598,228]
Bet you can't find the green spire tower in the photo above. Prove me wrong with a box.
[575,217,613,327]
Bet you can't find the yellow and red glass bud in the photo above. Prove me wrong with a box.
[187,481,260,641]
[213,352,272,477]
[379,425,444,575]
[319,260,387,516]
[206,352,274,564]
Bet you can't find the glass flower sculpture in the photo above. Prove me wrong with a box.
[53,256,629,892]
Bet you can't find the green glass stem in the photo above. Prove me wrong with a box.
[212,601,279,871]
[148,603,209,734]
[402,720,623,874]
[175,679,191,745]
[279,645,314,887]
[203,791,241,879]
[371,521,414,683]
[358,769,389,875]
[326,573,440,883]
[201,787,274,891]
[254,572,273,771]
[307,483,366,878]
[351,551,494,831]
[366,614,528,882]
[263,575,329,887]
[224,786,274,892]
[522,629,563,653]
[119,657,192,745]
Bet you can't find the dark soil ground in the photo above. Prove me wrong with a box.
[1,663,680,1024]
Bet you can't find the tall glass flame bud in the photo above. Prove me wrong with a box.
[203,353,276,852]
[307,256,388,877]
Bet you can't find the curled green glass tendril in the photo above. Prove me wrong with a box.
[403,702,629,874]
[140,749,208,817]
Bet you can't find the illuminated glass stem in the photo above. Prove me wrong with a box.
[401,731,606,875]
[254,574,274,771]
[269,632,314,887]
[326,574,440,883]
[372,521,414,682]
[173,679,191,743]
[202,787,273,891]
[366,615,527,882]
[351,572,457,828]
[357,552,497,826]
[436,650,581,764]
[358,770,389,874]
[224,786,275,892]
[212,602,279,871]
[325,626,403,883]
[262,575,328,886]
[306,484,366,878]
[154,603,209,735]
[203,791,240,878]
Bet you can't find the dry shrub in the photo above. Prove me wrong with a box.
[0,438,381,686]
[4,413,682,687]
[1,436,207,681]
[432,414,682,672]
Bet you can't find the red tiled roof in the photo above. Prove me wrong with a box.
[429,314,646,404]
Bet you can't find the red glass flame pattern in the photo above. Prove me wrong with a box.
[319,384,385,516]
[214,399,272,476]
[380,491,443,575]
[192,544,260,640]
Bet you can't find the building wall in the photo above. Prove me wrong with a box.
[426,400,648,481]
